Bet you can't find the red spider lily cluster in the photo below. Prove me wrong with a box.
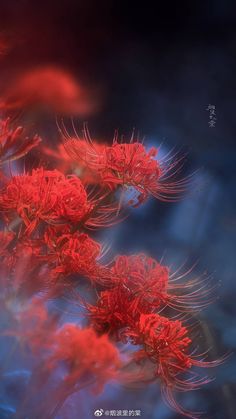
[0,116,225,419]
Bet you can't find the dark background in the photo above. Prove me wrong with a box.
[0,1,236,418]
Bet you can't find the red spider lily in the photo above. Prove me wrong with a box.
[0,168,92,234]
[87,286,146,338]
[87,255,215,340]
[0,117,41,165]
[10,299,127,396]
[17,322,121,419]
[0,66,96,115]
[44,229,106,282]
[0,109,227,419]
[53,175,92,224]
[7,298,121,418]
[127,313,225,419]
[63,127,189,206]
[109,254,214,313]
[111,254,169,307]
[47,324,121,388]
[86,265,164,338]
[86,257,168,337]
[0,167,123,234]
[87,284,225,418]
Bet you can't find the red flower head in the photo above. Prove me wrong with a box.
[0,66,95,115]
[110,254,214,313]
[88,286,144,338]
[111,254,169,308]
[0,117,41,165]
[45,229,104,281]
[87,255,169,336]
[88,254,214,340]
[0,168,92,234]
[47,324,121,390]
[128,313,225,419]
[63,127,189,206]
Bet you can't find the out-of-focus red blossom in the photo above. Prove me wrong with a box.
[9,297,57,351]
[0,168,92,234]
[9,299,122,409]
[0,117,41,165]
[0,66,97,115]
[10,300,120,383]
[47,323,121,389]
[63,131,188,206]
[44,228,106,282]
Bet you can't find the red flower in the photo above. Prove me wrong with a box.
[0,168,92,234]
[45,229,104,281]
[48,324,121,389]
[0,66,95,115]
[111,254,169,308]
[88,254,215,342]
[63,128,189,206]
[87,256,169,337]
[0,117,41,165]
[88,286,144,338]
[110,255,214,313]
[128,313,225,419]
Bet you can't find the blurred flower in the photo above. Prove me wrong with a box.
[48,323,121,389]
[0,66,97,115]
